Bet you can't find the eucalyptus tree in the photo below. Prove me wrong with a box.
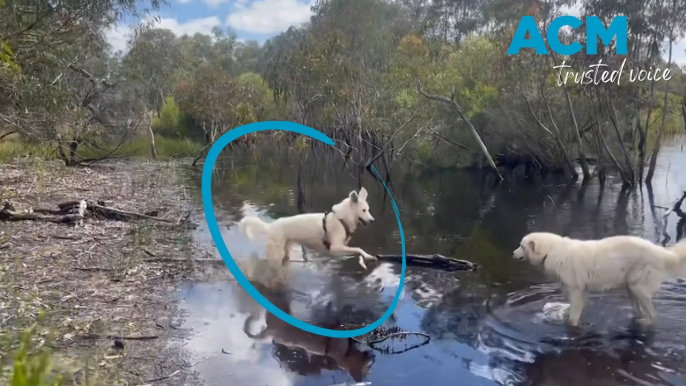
[1,0,162,163]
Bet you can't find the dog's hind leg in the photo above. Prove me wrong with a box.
[567,288,587,327]
[631,286,657,325]
[626,287,644,320]
[265,236,287,266]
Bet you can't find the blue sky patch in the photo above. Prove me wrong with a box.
[107,0,314,52]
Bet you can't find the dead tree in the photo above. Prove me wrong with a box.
[564,89,591,182]
[603,92,636,183]
[520,88,578,181]
[416,79,503,181]
[646,0,677,186]
[54,64,138,167]
[144,106,158,160]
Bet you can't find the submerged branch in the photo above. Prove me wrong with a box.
[375,253,477,271]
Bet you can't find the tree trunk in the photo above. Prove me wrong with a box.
[296,155,305,213]
[636,117,648,182]
[192,142,213,168]
[639,49,658,183]
[646,27,674,185]
[564,89,591,182]
[68,140,78,167]
[545,99,578,181]
[202,121,210,144]
[605,96,635,182]
[595,113,632,186]
[148,124,158,160]
[144,107,157,160]
[682,95,686,135]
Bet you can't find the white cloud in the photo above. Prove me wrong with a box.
[155,16,223,37]
[105,16,222,54]
[105,23,132,54]
[667,38,686,66]
[177,0,194,3]
[226,0,314,34]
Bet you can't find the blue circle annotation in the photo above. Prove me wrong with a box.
[201,121,406,338]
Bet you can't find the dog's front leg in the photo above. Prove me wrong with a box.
[567,289,587,327]
[328,245,375,270]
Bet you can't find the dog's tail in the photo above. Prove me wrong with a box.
[238,216,271,240]
[665,238,686,279]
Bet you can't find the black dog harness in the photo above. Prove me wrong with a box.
[322,209,352,250]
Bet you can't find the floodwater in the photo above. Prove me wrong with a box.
[179,137,686,386]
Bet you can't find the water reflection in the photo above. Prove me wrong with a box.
[180,137,686,386]
[240,274,376,382]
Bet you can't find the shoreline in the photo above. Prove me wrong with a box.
[0,158,204,385]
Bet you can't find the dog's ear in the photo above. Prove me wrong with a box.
[527,239,536,254]
[350,190,359,203]
[358,187,368,201]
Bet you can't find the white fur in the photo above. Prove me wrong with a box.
[513,232,686,327]
[238,187,377,269]
[243,306,374,381]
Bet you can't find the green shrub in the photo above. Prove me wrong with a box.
[151,96,186,136]
[4,325,62,386]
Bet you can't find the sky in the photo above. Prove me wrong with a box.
[105,0,316,53]
[105,0,686,66]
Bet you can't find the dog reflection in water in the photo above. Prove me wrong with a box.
[240,270,375,382]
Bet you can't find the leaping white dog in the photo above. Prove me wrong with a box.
[238,187,377,269]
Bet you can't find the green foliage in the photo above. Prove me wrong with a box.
[6,325,62,386]
[237,72,273,108]
[83,135,203,159]
[2,0,686,175]
[151,96,186,136]
[0,135,202,164]
[0,140,56,163]
[174,63,264,139]
[416,141,434,165]
[0,41,20,72]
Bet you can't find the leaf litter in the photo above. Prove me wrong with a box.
[0,158,207,385]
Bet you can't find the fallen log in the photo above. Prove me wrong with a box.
[374,254,477,271]
[2,200,192,226]
[0,210,83,223]
[0,202,83,223]
[45,200,188,223]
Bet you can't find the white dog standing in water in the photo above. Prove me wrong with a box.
[238,187,377,269]
[512,232,686,327]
